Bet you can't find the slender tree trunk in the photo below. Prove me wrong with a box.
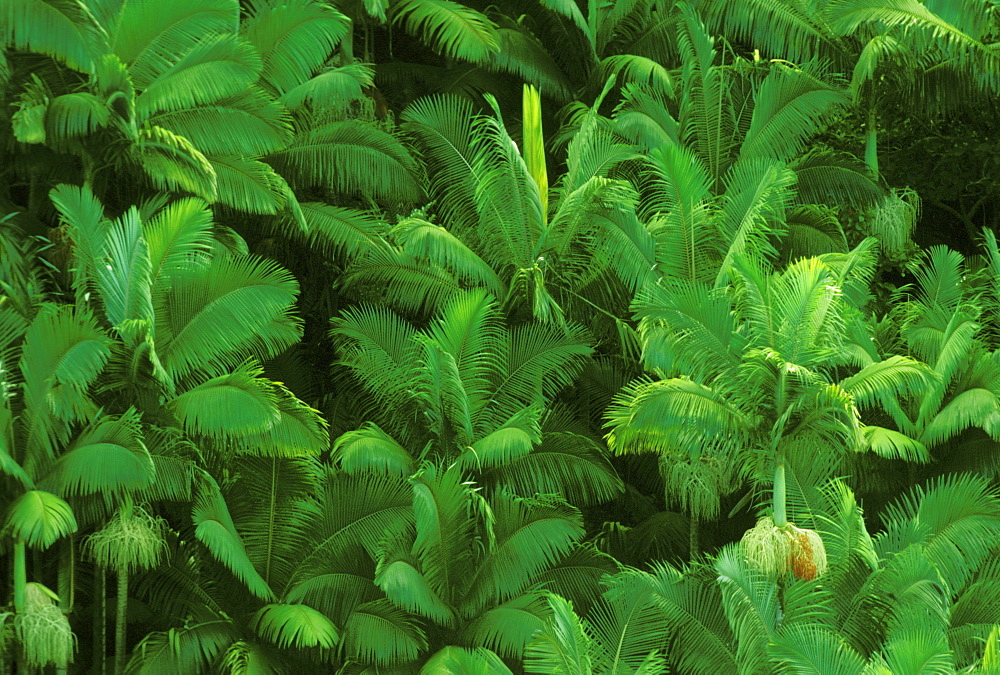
[115,570,128,675]
[94,566,106,675]
[689,514,700,560]
[55,537,74,675]
[864,110,879,176]
[12,540,25,613]
[773,460,787,527]
[340,19,355,62]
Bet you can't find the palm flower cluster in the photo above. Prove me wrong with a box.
[14,582,74,669]
[741,516,828,581]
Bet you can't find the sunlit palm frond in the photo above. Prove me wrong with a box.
[242,0,349,95]
[392,0,499,64]
[41,408,154,497]
[192,472,275,600]
[2,0,104,70]
[2,489,77,548]
[421,646,513,674]
[279,63,373,108]
[250,603,338,649]
[126,621,237,675]
[334,423,415,477]
[341,599,427,666]
[740,64,849,163]
[268,120,422,204]
[156,255,300,380]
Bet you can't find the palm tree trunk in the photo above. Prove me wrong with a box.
[773,461,787,527]
[864,110,879,176]
[12,540,25,613]
[115,570,128,675]
[94,566,106,675]
[689,514,700,559]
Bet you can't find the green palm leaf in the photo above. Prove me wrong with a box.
[126,621,237,675]
[2,0,104,70]
[41,409,154,497]
[279,63,373,108]
[267,120,421,204]
[250,603,339,649]
[421,646,513,674]
[242,0,350,95]
[464,493,583,613]
[770,624,866,674]
[335,423,414,477]
[341,599,426,666]
[207,154,287,215]
[192,474,275,600]
[3,490,77,548]
[375,559,455,625]
[461,592,549,659]
[144,197,214,292]
[18,305,112,461]
[156,254,300,379]
[150,90,293,156]
[135,34,262,119]
[132,125,217,201]
[524,594,593,674]
[169,365,281,440]
[392,0,499,63]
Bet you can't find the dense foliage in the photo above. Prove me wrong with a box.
[2,0,1000,672]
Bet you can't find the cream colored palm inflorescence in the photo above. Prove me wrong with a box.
[14,582,74,669]
[741,516,828,581]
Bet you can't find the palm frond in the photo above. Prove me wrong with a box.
[421,646,513,674]
[169,363,282,440]
[523,594,592,674]
[770,624,866,674]
[156,254,300,380]
[645,562,738,674]
[483,432,622,507]
[18,305,111,460]
[42,409,154,497]
[341,599,427,666]
[144,197,214,292]
[2,489,77,548]
[486,23,573,102]
[267,120,421,204]
[126,621,237,675]
[334,423,414,477]
[134,34,262,120]
[99,206,153,330]
[208,153,287,215]
[279,63,373,108]
[250,603,338,649]
[242,0,349,95]
[464,493,583,613]
[461,592,549,659]
[375,559,455,625]
[2,0,104,70]
[392,0,499,64]
[131,125,218,201]
[150,88,293,157]
[740,64,848,163]
[192,473,275,600]
[791,151,886,211]
[393,216,502,295]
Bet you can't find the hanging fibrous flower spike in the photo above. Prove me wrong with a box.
[740,516,828,581]
[740,461,827,581]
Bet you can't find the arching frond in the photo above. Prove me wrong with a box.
[2,489,77,548]
[242,0,350,95]
[375,559,455,625]
[2,0,104,70]
[192,473,275,600]
[334,423,414,477]
[42,409,154,497]
[268,120,421,204]
[421,646,513,674]
[341,599,427,666]
[156,255,300,380]
[279,63,373,108]
[134,34,263,120]
[392,0,499,64]
[126,621,237,675]
[250,603,338,649]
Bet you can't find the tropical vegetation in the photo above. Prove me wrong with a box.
[2,0,1000,672]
